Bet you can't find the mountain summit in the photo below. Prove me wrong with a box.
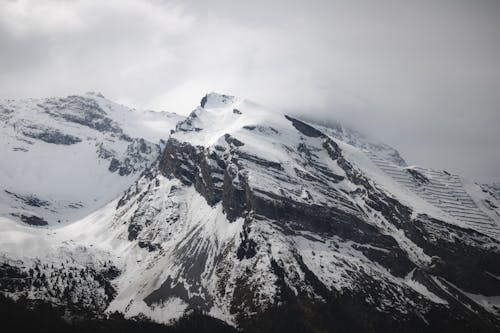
[200,92,239,108]
[1,93,499,332]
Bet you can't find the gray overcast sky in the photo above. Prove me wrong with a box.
[1,0,499,182]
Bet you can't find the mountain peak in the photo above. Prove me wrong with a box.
[200,92,237,109]
[2,93,500,332]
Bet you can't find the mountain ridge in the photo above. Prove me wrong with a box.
[1,92,499,332]
[0,92,183,225]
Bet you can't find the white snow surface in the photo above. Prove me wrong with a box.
[0,92,183,225]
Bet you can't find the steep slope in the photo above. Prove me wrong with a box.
[485,182,500,200]
[0,92,183,225]
[0,93,499,332]
[307,119,407,166]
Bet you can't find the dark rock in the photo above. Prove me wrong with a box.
[22,126,81,145]
[285,115,324,138]
[108,158,121,173]
[236,238,257,260]
[224,134,244,147]
[138,241,160,252]
[144,277,210,312]
[406,168,429,184]
[4,190,50,207]
[127,223,142,241]
[200,95,208,108]
[106,139,159,176]
[11,214,49,226]
[49,96,123,134]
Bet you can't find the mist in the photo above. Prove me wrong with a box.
[1,0,499,181]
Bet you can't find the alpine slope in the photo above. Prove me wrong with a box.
[0,92,499,333]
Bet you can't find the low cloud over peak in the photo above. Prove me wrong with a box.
[1,0,499,182]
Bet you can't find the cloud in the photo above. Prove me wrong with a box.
[0,0,499,181]
[0,0,194,99]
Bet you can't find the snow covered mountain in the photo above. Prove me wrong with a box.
[0,92,182,225]
[1,93,500,332]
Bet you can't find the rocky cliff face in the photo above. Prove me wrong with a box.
[0,93,499,332]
